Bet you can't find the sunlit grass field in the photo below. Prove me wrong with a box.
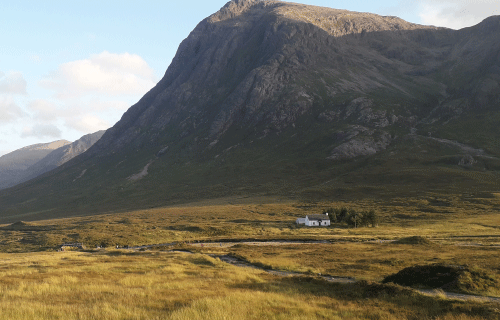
[217,243,500,296]
[0,194,499,319]
[0,250,497,320]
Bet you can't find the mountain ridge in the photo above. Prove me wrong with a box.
[0,140,71,190]
[0,131,104,190]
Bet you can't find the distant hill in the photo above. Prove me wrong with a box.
[0,0,499,222]
[0,140,70,189]
[0,131,104,190]
[17,131,106,185]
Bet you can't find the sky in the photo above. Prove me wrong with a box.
[1,0,499,156]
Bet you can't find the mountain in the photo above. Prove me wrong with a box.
[0,0,499,222]
[0,131,104,190]
[0,140,70,190]
[17,130,106,185]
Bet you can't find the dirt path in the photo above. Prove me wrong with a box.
[419,289,500,304]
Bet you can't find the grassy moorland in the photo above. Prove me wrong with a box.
[1,192,500,252]
[0,250,498,320]
[0,194,499,319]
[217,243,500,296]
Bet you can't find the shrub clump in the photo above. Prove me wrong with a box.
[394,236,432,245]
[382,264,499,295]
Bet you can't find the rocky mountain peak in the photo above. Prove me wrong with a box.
[209,0,279,23]
[209,0,440,37]
[274,4,438,36]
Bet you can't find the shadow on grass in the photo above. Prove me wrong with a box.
[98,250,157,257]
[229,276,500,320]
[0,221,57,232]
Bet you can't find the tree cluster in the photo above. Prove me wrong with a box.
[322,207,378,228]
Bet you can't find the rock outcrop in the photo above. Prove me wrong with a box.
[328,126,392,160]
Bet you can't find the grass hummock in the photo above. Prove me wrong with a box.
[382,264,500,296]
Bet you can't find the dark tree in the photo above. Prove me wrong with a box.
[346,209,363,228]
[337,207,349,222]
[365,209,378,227]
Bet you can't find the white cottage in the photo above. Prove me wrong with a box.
[296,214,330,227]
[296,218,306,224]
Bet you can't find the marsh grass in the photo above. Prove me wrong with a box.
[0,195,499,318]
[220,242,500,297]
[0,250,497,320]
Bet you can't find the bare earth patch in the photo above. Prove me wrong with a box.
[127,161,153,181]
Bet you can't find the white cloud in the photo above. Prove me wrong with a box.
[0,71,27,95]
[417,0,500,29]
[0,97,28,123]
[21,124,62,139]
[39,51,157,97]
[28,51,157,137]
[27,99,59,122]
[24,98,129,135]
[1,51,154,151]
[0,139,8,155]
[65,114,110,133]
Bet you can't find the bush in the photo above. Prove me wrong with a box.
[394,236,431,245]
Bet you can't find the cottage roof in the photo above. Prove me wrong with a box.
[307,214,329,221]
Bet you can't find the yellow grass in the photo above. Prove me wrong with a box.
[221,242,500,295]
[0,194,499,318]
[0,250,495,320]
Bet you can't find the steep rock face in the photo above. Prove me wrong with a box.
[89,0,455,159]
[0,140,70,189]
